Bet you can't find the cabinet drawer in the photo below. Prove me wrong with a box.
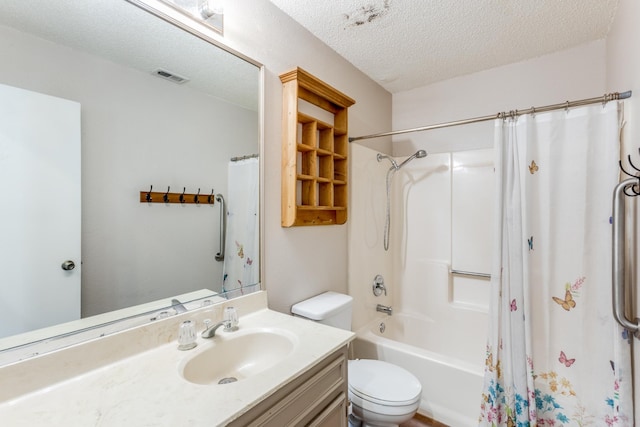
[308,393,347,427]
[251,354,345,426]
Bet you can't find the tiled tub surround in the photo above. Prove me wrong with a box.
[0,291,354,426]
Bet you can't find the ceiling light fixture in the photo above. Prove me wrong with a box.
[161,0,224,34]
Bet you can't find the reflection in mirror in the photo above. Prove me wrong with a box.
[0,0,261,360]
[158,0,224,34]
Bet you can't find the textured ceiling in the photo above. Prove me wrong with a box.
[268,0,619,93]
[0,0,259,111]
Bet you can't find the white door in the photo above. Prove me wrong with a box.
[0,83,81,338]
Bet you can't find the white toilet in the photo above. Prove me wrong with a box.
[292,292,422,427]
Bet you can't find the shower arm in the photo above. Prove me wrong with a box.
[377,150,427,171]
[377,153,398,169]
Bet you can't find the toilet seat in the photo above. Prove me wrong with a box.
[348,359,421,407]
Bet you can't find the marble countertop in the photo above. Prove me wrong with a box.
[0,292,354,426]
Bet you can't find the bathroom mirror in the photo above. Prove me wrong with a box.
[0,0,262,355]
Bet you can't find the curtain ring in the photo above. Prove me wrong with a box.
[565,100,570,112]
[530,106,536,118]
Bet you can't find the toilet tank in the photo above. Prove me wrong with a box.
[291,291,353,330]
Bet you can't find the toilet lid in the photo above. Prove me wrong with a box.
[348,359,421,406]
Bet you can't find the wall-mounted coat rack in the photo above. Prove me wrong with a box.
[139,186,216,205]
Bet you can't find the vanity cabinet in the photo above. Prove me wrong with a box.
[228,346,348,427]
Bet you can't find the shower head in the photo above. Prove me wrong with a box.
[397,149,427,169]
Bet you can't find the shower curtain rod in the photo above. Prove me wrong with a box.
[348,90,632,142]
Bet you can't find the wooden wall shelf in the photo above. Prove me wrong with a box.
[280,67,355,227]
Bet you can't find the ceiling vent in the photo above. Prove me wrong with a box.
[153,68,189,84]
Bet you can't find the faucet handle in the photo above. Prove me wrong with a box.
[373,274,387,296]
[177,320,198,351]
[223,307,239,331]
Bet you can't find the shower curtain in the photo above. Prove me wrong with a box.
[221,157,259,298]
[479,102,633,426]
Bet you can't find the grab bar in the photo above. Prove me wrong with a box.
[215,194,226,262]
[450,269,491,279]
[611,178,640,335]
[612,178,639,335]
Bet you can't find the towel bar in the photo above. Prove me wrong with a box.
[450,269,491,279]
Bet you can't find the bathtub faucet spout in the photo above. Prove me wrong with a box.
[376,304,393,315]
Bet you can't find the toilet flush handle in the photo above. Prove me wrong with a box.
[372,275,387,296]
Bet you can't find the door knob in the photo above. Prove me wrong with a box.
[61,260,76,271]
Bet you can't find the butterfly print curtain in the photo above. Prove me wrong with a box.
[221,157,260,298]
[479,102,633,426]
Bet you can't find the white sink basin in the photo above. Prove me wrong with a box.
[180,328,297,385]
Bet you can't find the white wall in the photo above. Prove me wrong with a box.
[605,1,640,424]
[392,40,607,155]
[607,1,640,172]
[218,0,392,314]
[348,143,392,329]
[0,25,257,316]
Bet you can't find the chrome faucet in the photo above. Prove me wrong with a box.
[376,304,393,315]
[201,320,230,338]
[171,298,188,314]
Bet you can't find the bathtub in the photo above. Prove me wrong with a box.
[351,312,484,427]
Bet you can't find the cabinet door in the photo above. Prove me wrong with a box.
[0,83,81,338]
[227,347,348,427]
[308,393,347,427]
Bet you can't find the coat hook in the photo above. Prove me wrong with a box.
[163,186,170,203]
[180,187,186,203]
[208,189,215,204]
[194,188,201,204]
[146,185,153,202]
[619,148,640,197]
